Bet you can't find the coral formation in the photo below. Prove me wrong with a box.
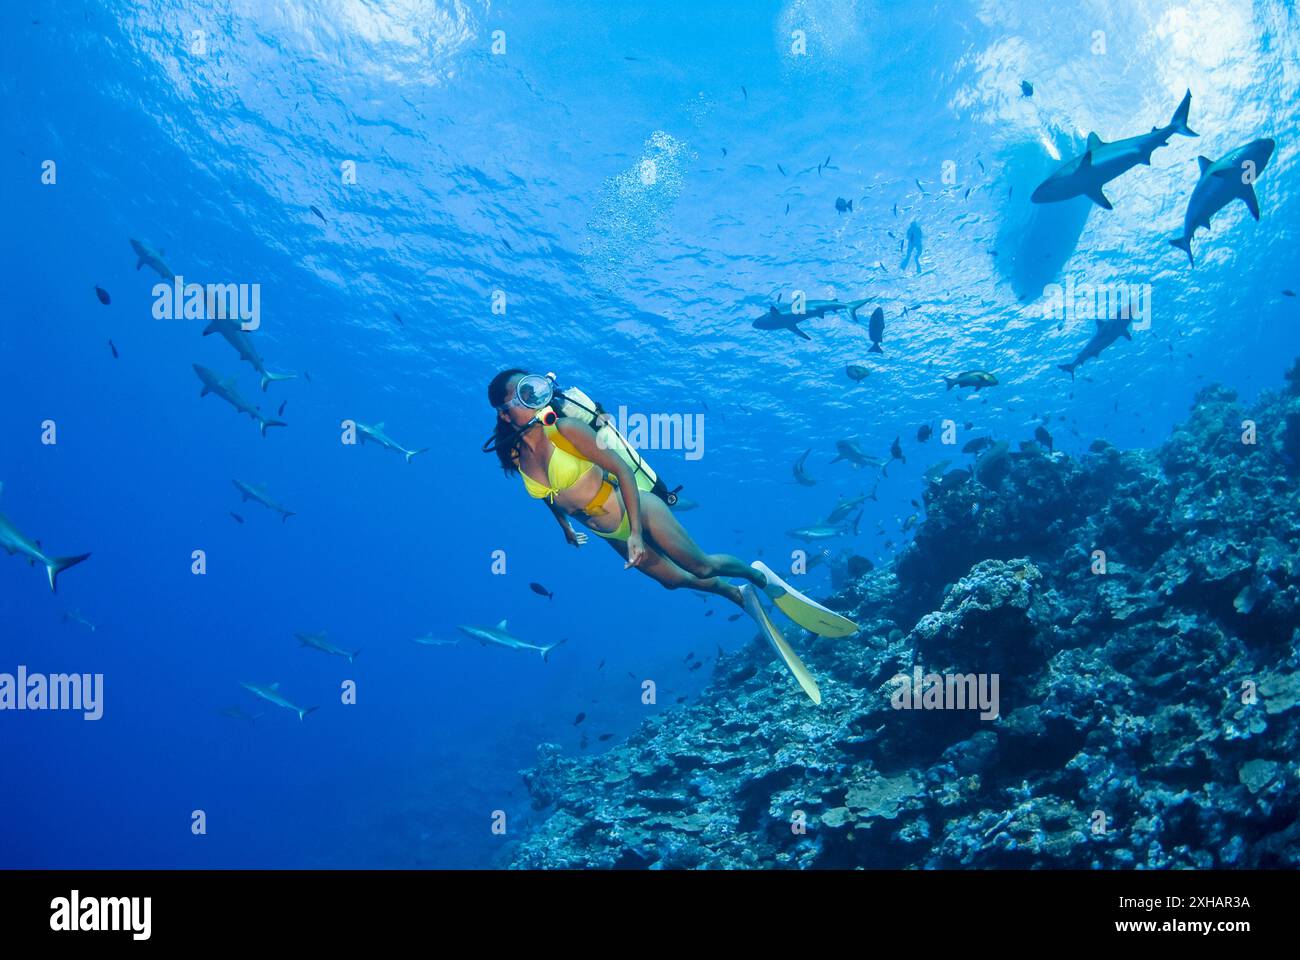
[510,370,1300,869]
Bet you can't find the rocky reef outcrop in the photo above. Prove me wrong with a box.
[509,366,1300,869]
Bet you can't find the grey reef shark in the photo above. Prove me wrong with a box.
[193,364,287,436]
[0,483,91,592]
[1170,138,1275,266]
[1059,312,1133,379]
[753,298,872,340]
[203,315,296,392]
[1032,90,1197,210]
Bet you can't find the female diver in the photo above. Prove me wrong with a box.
[483,369,861,704]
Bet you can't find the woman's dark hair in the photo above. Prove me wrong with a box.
[487,368,529,474]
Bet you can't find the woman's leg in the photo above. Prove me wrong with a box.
[634,493,766,589]
[600,535,745,606]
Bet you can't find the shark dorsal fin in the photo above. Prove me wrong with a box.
[769,305,780,317]
[1197,156,1213,175]
[374,422,385,430]
[497,619,508,631]
[1085,132,1102,151]
[270,682,280,690]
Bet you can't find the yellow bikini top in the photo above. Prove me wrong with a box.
[518,423,597,502]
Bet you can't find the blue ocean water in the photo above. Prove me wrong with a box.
[1,0,1296,869]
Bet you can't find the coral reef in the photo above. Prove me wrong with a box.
[510,369,1300,869]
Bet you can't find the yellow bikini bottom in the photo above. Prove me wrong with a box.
[579,478,631,542]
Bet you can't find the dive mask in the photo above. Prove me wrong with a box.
[502,373,555,412]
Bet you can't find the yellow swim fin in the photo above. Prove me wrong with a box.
[741,584,822,704]
[752,561,861,638]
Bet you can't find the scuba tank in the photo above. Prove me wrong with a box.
[540,376,681,506]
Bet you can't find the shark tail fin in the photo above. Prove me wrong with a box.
[1169,235,1194,267]
[47,553,91,593]
[406,447,430,464]
[282,511,295,523]
[869,343,883,354]
[298,706,319,722]
[260,371,297,392]
[944,377,956,391]
[541,638,568,663]
[1169,89,1197,137]
[1058,362,1077,380]
[350,650,360,664]
[260,418,288,438]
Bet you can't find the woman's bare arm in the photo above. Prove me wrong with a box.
[547,500,586,547]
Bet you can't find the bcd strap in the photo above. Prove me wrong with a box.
[545,421,586,461]
[547,399,682,505]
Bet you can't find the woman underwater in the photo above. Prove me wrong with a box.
[483,369,861,703]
